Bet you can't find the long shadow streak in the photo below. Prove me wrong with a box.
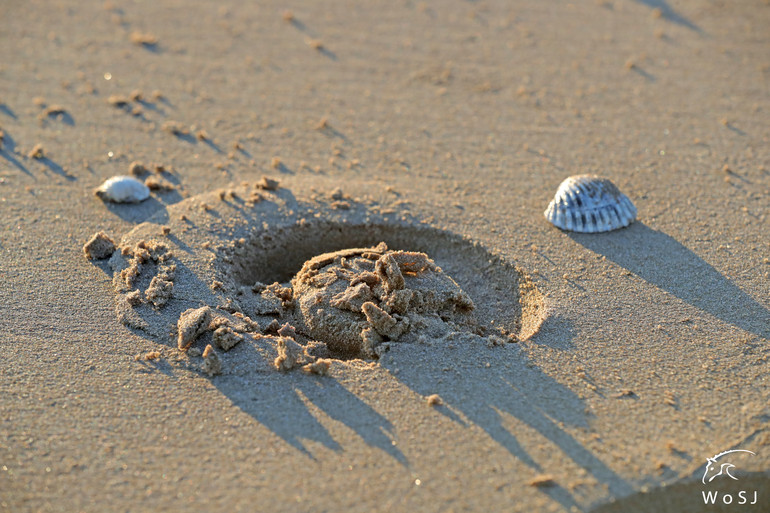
[568,223,770,338]
[632,0,703,33]
[383,340,634,511]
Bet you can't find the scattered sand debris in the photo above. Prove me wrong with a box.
[282,10,294,22]
[177,306,212,350]
[307,39,324,50]
[201,344,222,376]
[114,240,174,293]
[129,89,143,102]
[196,129,210,141]
[107,94,131,107]
[302,359,331,375]
[129,161,149,176]
[426,394,443,406]
[83,231,116,259]
[528,475,556,488]
[130,31,158,47]
[213,326,243,351]
[274,337,305,371]
[28,144,45,159]
[292,243,478,357]
[162,120,190,136]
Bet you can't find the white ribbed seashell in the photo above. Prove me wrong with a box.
[94,176,150,203]
[544,175,636,233]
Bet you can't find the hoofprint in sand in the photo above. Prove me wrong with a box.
[105,180,546,377]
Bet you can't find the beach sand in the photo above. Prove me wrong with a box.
[1,1,768,511]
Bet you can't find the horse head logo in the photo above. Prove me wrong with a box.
[702,449,756,485]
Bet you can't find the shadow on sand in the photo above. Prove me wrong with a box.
[568,223,770,338]
[210,315,631,511]
[631,0,703,33]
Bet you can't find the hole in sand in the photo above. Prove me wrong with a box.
[218,221,545,360]
[110,187,547,373]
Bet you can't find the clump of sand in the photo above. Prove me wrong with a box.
[110,239,177,330]
[83,231,116,260]
[201,344,222,376]
[177,306,212,350]
[291,242,479,358]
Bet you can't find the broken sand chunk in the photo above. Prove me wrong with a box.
[201,344,222,376]
[390,251,432,274]
[302,359,331,375]
[130,31,158,47]
[528,475,556,488]
[144,351,161,361]
[274,337,304,371]
[291,243,478,357]
[125,289,143,306]
[362,301,406,340]
[277,322,297,339]
[83,231,116,259]
[360,327,382,357]
[375,253,405,292]
[213,326,243,351]
[330,282,375,312]
[426,394,443,406]
[145,275,173,308]
[177,306,212,350]
[28,144,45,159]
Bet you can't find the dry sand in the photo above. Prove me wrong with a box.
[1,1,769,512]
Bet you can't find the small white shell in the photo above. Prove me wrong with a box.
[544,175,636,233]
[95,175,150,203]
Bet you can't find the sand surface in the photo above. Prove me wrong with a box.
[1,1,769,512]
